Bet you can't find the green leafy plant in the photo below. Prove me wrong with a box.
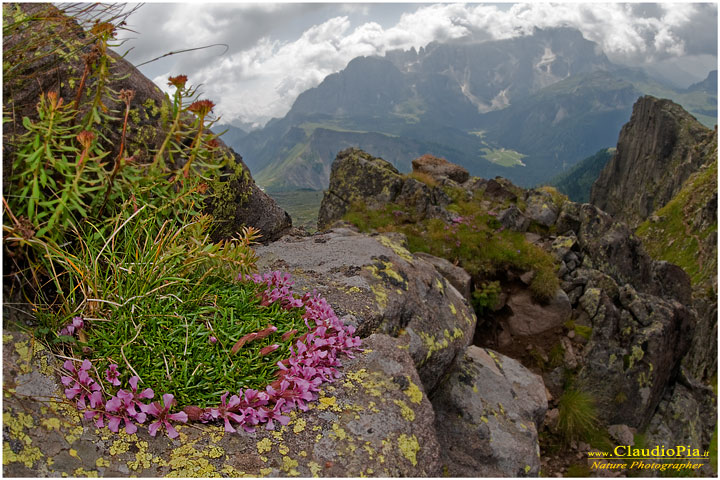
[471,281,502,316]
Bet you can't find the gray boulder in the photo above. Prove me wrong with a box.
[432,346,547,477]
[524,191,559,227]
[575,286,694,428]
[255,228,476,391]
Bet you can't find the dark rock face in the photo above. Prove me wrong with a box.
[254,228,477,392]
[573,282,694,428]
[2,3,290,242]
[432,346,547,477]
[591,96,715,226]
[3,331,441,477]
[572,203,693,305]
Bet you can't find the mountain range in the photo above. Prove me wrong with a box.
[223,27,717,192]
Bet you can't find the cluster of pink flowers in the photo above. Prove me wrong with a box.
[59,316,84,337]
[60,271,361,438]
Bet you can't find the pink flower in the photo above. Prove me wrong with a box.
[105,364,121,386]
[106,393,144,435]
[145,394,188,439]
[61,359,100,405]
[209,336,218,344]
[209,392,245,433]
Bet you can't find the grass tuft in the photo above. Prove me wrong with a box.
[557,389,599,443]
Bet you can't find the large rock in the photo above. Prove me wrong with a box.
[591,96,716,227]
[317,149,455,230]
[644,382,717,477]
[3,331,441,477]
[411,154,469,184]
[2,3,290,242]
[574,283,695,428]
[524,190,559,227]
[432,346,547,477]
[505,287,572,336]
[255,228,476,391]
[318,149,405,229]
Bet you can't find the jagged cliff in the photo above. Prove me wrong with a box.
[590,96,717,227]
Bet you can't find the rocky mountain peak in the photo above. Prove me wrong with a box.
[590,95,716,227]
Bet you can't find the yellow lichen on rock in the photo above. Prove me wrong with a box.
[397,434,420,466]
[369,284,388,309]
[73,467,99,477]
[404,380,423,404]
[393,399,415,421]
[281,456,300,476]
[292,418,307,434]
[256,438,272,454]
[308,461,322,477]
[377,235,414,261]
[3,443,44,468]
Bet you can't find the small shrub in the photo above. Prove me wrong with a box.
[557,389,599,443]
[471,281,502,316]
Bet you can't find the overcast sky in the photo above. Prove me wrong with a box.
[114,2,718,128]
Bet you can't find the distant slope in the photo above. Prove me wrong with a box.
[547,147,614,203]
[636,158,718,289]
[615,68,717,128]
[226,28,716,192]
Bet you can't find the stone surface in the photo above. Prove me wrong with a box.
[317,149,457,230]
[255,228,476,392]
[411,154,469,184]
[645,382,716,477]
[3,331,441,477]
[607,424,635,446]
[432,346,547,477]
[498,205,530,232]
[413,252,472,301]
[505,288,572,336]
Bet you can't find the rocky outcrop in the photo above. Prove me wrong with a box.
[2,3,290,242]
[317,149,454,230]
[590,96,716,227]
[3,331,441,477]
[432,346,547,477]
[254,228,476,392]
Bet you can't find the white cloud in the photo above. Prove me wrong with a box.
[127,2,716,127]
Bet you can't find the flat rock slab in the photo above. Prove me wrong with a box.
[3,332,440,477]
[255,228,476,391]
